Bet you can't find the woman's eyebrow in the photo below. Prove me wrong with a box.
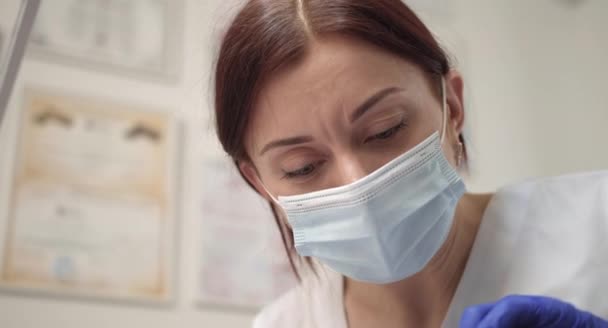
[259,135,314,156]
[258,87,403,156]
[349,87,404,123]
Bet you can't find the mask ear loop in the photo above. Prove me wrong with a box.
[439,76,449,144]
[260,180,281,205]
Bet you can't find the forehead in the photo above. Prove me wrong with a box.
[260,36,425,105]
[247,36,428,152]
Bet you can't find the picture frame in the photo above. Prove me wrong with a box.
[27,0,182,82]
[0,87,178,305]
[197,157,296,311]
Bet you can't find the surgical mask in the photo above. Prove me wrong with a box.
[264,79,466,284]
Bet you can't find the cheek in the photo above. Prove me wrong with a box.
[253,159,295,197]
[417,105,444,135]
[253,161,278,188]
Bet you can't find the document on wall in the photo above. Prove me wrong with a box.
[0,89,176,303]
[198,158,296,310]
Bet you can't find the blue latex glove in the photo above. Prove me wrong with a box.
[460,295,608,328]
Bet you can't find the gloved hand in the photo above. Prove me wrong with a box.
[460,295,608,328]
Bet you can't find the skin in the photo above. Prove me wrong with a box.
[239,35,494,328]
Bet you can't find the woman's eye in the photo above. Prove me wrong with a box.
[364,121,406,143]
[282,161,324,179]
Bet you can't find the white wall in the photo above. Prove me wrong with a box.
[445,0,608,191]
[0,0,607,327]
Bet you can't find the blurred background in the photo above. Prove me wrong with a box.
[0,0,606,327]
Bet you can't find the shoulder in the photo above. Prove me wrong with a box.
[480,170,608,233]
[444,171,608,326]
[251,268,345,328]
[252,287,303,328]
[493,170,608,205]
[508,170,608,189]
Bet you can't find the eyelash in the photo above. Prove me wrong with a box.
[282,160,326,180]
[363,120,407,144]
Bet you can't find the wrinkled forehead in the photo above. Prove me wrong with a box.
[245,36,434,155]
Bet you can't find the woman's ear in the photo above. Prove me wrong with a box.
[238,160,274,201]
[445,69,465,134]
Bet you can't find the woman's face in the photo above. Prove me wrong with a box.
[241,36,465,198]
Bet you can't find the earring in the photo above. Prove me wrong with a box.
[456,142,464,167]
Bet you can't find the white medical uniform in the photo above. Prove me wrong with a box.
[253,171,608,328]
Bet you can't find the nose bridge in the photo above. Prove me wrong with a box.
[334,150,368,186]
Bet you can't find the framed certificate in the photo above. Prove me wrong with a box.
[197,158,296,310]
[27,0,182,81]
[0,88,177,303]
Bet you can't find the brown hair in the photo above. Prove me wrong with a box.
[214,0,452,281]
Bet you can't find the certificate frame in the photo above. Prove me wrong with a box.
[196,157,296,312]
[0,86,179,305]
[26,0,183,83]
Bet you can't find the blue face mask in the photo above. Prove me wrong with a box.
[265,79,466,284]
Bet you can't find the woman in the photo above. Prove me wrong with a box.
[213,0,608,327]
